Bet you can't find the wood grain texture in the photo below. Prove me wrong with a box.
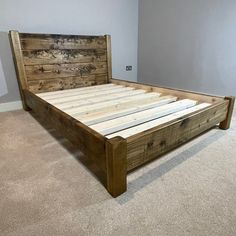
[126,101,228,171]
[23,49,107,65]
[10,31,110,94]
[219,96,235,130]
[28,75,108,93]
[25,62,107,80]
[20,33,107,50]
[106,137,127,197]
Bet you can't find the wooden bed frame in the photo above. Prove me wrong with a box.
[9,30,235,197]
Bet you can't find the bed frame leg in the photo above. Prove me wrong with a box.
[219,96,235,130]
[106,137,127,197]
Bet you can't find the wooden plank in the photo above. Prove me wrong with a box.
[23,49,107,65]
[25,62,107,80]
[106,137,127,197]
[9,30,29,110]
[48,87,135,105]
[81,96,178,126]
[24,90,108,184]
[37,83,118,98]
[106,35,112,81]
[90,99,198,135]
[107,103,211,139]
[111,79,225,104]
[126,101,228,171]
[75,93,165,121]
[38,84,123,100]
[20,33,107,50]
[219,96,235,130]
[28,75,108,93]
[57,91,159,110]
[63,90,149,115]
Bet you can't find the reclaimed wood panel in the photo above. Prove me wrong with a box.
[126,101,228,171]
[23,49,107,65]
[25,62,107,80]
[20,33,107,50]
[28,74,107,93]
[10,31,110,94]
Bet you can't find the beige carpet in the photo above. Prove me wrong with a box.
[0,108,236,236]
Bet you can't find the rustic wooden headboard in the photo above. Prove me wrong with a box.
[9,31,112,94]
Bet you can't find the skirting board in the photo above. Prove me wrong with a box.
[0,100,23,112]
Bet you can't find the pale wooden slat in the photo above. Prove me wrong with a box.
[37,84,122,100]
[107,103,211,139]
[40,85,125,101]
[90,99,198,135]
[60,90,150,114]
[37,83,118,98]
[47,87,135,104]
[81,96,177,125]
[57,91,160,110]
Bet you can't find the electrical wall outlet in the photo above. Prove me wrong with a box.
[126,66,132,71]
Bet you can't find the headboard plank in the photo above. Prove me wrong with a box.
[20,33,107,50]
[28,75,107,93]
[9,31,111,94]
[22,49,107,65]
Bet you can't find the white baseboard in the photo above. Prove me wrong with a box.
[0,100,23,112]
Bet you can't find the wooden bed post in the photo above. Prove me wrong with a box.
[9,30,30,111]
[105,35,112,83]
[106,137,127,197]
[219,96,235,130]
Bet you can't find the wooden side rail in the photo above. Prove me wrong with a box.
[126,100,229,171]
[24,90,108,184]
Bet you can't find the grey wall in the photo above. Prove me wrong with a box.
[138,0,236,96]
[0,0,139,103]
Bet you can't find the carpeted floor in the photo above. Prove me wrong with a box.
[0,108,236,236]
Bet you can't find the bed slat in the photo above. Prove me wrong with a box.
[58,91,160,110]
[37,83,118,98]
[44,86,135,104]
[107,103,211,138]
[81,96,178,125]
[60,90,149,116]
[90,99,197,135]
